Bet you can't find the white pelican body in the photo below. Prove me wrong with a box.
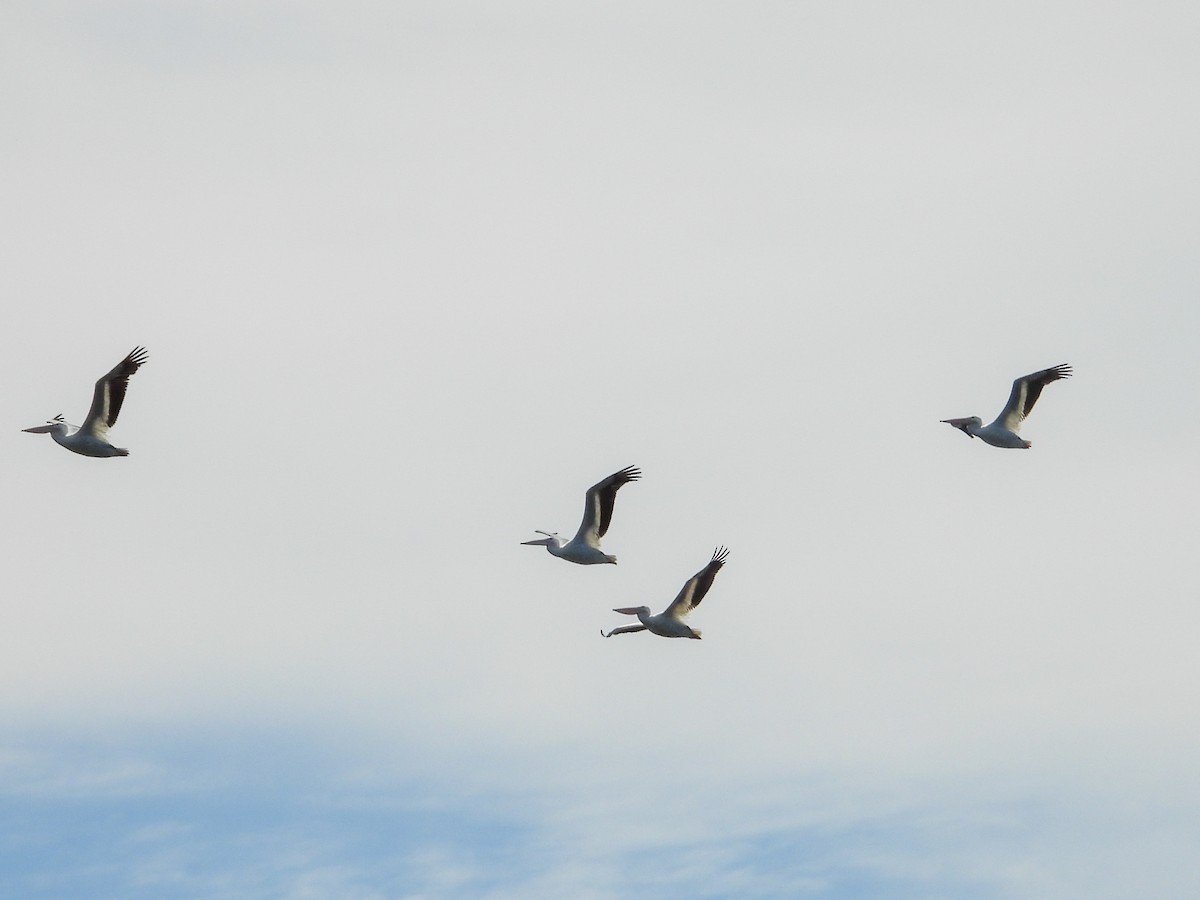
[22,347,149,457]
[603,546,729,640]
[522,465,640,565]
[941,364,1072,449]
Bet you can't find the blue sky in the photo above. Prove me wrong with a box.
[3,1,1199,897]
[3,728,1169,899]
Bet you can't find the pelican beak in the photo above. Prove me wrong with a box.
[521,538,552,546]
[21,424,55,433]
[612,607,642,615]
[940,418,974,438]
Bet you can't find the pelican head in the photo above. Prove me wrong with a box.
[940,416,981,438]
[521,530,561,548]
[22,415,66,435]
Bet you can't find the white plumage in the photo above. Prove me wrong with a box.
[23,347,150,458]
[521,465,641,565]
[603,547,729,640]
[941,364,1072,449]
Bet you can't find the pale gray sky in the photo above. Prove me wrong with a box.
[3,2,1200,897]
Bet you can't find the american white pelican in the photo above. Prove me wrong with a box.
[602,546,729,640]
[941,364,1072,449]
[521,465,641,565]
[22,347,149,457]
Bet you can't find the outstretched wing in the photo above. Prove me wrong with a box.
[81,347,149,438]
[995,364,1071,432]
[602,624,648,638]
[664,546,729,619]
[572,464,641,546]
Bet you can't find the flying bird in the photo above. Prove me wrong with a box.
[22,346,149,457]
[941,364,1072,449]
[521,464,641,565]
[602,546,729,640]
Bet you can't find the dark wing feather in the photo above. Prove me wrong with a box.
[665,546,729,617]
[85,346,149,434]
[578,464,641,541]
[996,363,1071,431]
[1019,363,1072,418]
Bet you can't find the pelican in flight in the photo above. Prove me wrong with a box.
[521,464,641,565]
[941,363,1072,449]
[603,546,729,640]
[22,347,149,457]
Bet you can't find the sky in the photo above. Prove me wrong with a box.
[3,1,1200,897]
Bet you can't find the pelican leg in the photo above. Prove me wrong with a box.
[602,624,648,638]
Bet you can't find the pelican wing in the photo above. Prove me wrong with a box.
[572,464,641,546]
[603,624,648,638]
[664,546,729,618]
[994,364,1071,432]
[81,347,149,437]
